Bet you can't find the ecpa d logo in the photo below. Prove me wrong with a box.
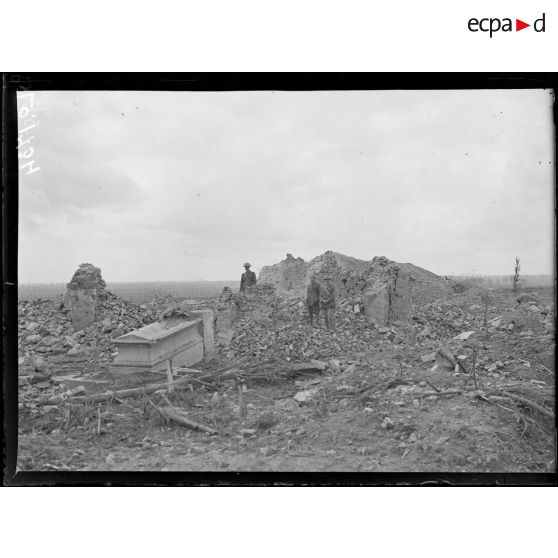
[468,13,545,37]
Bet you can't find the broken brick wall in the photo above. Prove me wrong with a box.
[258,253,307,295]
[307,251,369,300]
[235,283,278,324]
[66,263,107,331]
[363,265,415,326]
[258,251,453,327]
[259,251,369,299]
[214,288,238,348]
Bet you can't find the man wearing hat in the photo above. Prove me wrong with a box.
[240,262,257,292]
[320,276,336,330]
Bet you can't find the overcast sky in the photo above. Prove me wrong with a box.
[18,89,554,283]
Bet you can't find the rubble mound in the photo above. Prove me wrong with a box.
[258,251,456,325]
[213,284,280,349]
[66,263,106,291]
[18,289,181,377]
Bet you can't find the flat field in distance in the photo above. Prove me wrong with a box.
[18,281,238,303]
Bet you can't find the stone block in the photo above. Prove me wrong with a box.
[191,309,216,358]
[388,269,413,323]
[363,286,390,326]
[67,287,98,331]
[109,319,204,376]
[66,263,107,331]
[215,305,237,348]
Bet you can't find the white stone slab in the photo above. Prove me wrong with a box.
[109,318,204,376]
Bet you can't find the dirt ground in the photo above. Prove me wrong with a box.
[17,289,556,474]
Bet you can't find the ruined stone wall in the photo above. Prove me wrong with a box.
[259,251,369,299]
[363,287,390,325]
[259,253,308,295]
[307,251,369,300]
[235,283,278,324]
[213,287,237,348]
[66,263,107,331]
[363,265,415,326]
[388,268,414,323]
[257,251,453,327]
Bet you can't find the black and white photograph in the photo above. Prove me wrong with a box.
[8,77,556,477]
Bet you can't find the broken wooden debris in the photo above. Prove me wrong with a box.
[148,400,218,434]
[425,380,441,393]
[471,390,553,421]
[287,360,328,379]
[37,361,332,408]
[35,366,241,406]
[419,388,462,397]
[36,376,197,406]
[462,346,479,390]
[292,361,326,372]
[500,391,553,419]
[174,366,207,375]
[436,347,457,368]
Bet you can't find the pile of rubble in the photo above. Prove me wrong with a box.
[259,251,369,298]
[18,291,154,371]
[226,294,412,362]
[18,259,554,391]
[18,265,185,379]
[259,251,458,326]
[67,263,106,291]
[16,260,555,474]
[215,274,554,372]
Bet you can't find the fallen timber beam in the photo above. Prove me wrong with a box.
[36,376,197,406]
[500,391,554,419]
[419,389,463,397]
[36,364,298,408]
[148,401,218,434]
[36,367,246,406]
[473,391,553,420]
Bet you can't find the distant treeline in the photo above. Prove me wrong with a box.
[18,281,239,302]
[450,275,554,290]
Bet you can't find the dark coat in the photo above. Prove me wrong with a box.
[306,280,321,306]
[240,269,257,291]
[320,283,336,308]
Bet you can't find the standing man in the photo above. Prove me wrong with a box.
[306,275,321,327]
[320,276,336,330]
[240,262,257,292]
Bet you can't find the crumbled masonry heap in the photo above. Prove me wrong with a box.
[257,253,308,293]
[259,251,456,326]
[17,256,554,410]
[66,263,107,331]
[67,263,106,291]
[213,283,279,348]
